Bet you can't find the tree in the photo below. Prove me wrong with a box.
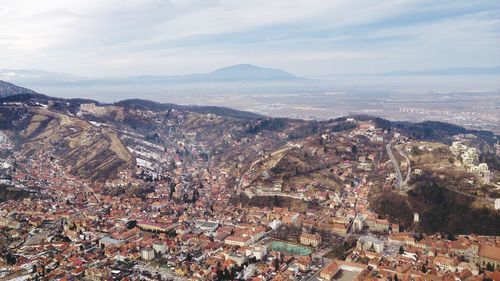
[273,258,280,271]
[229,267,237,279]
[126,220,137,229]
[415,232,423,241]
[422,263,428,273]
[215,267,224,280]
[411,146,422,156]
[222,268,230,280]
[486,262,494,272]
[447,233,456,241]
[5,253,16,265]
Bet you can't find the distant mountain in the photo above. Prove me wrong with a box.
[208,64,298,80]
[0,80,39,98]
[0,69,77,82]
[0,64,302,87]
[384,66,500,76]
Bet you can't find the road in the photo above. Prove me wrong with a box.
[386,142,403,189]
[387,142,495,208]
[394,144,411,188]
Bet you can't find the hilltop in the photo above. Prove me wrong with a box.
[208,64,299,81]
[0,80,38,98]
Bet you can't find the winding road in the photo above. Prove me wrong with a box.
[386,142,412,190]
[386,142,403,189]
[395,145,411,187]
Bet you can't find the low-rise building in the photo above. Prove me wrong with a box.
[141,248,155,261]
[320,261,340,281]
[153,241,167,254]
[471,244,500,271]
[99,237,123,248]
[300,232,322,247]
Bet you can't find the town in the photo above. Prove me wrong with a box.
[0,99,499,281]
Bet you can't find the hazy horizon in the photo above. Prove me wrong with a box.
[1,0,499,78]
[1,0,499,132]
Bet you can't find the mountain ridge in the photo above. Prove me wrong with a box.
[340,66,500,77]
[0,64,302,87]
[1,83,498,142]
[384,66,500,76]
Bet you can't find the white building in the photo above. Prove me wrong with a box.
[413,213,420,223]
[153,242,167,254]
[99,237,123,248]
[462,148,478,166]
[245,245,267,260]
[357,236,384,253]
[141,248,155,261]
[196,220,219,232]
[269,219,282,230]
[450,141,467,156]
[224,252,247,266]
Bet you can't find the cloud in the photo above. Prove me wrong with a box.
[0,0,499,77]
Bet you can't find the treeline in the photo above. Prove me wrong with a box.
[287,121,320,140]
[244,118,287,135]
[0,184,30,203]
[407,180,500,236]
[370,178,500,236]
[391,121,497,145]
[115,99,263,119]
[340,115,498,146]
[370,192,414,227]
[174,105,262,120]
[230,193,314,212]
[0,107,33,131]
[330,121,357,133]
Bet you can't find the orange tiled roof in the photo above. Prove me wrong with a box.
[479,245,500,261]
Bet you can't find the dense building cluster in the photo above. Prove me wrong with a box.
[0,104,499,281]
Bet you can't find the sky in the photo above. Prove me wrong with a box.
[1,0,500,78]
